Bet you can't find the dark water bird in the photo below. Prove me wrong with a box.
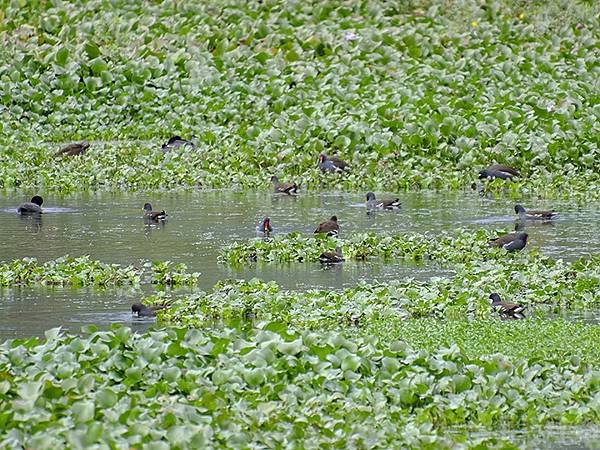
[318,153,349,172]
[271,176,298,195]
[514,204,558,221]
[366,192,401,211]
[314,216,339,236]
[17,196,44,214]
[131,303,170,317]
[478,164,520,181]
[143,203,167,221]
[161,135,195,152]
[56,141,90,157]
[319,246,345,264]
[257,217,273,235]
[489,232,528,252]
[489,293,526,319]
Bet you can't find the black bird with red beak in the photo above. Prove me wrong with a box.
[257,217,273,236]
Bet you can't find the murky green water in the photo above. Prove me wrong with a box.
[1,190,599,339]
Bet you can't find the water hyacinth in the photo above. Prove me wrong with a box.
[0,325,598,448]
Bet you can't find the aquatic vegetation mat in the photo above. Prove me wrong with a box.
[0,257,200,287]
[0,325,598,448]
[0,0,598,196]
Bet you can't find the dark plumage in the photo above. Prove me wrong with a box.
[514,204,558,221]
[318,153,349,172]
[17,196,43,214]
[161,135,195,152]
[314,216,340,236]
[257,217,273,235]
[319,246,345,264]
[271,176,298,195]
[489,293,526,319]
[489,232,528,253]
[56,141,90,157]
[478,164,520,181]
[366,192,401,210]
[131,303,169,317]
[143,203,167,221]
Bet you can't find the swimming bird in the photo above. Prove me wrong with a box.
[319,246,345,264]
[478,164,520,181]
[314,216,339,236]
[366,192,401,211]
[131,303,170,317]
[143,203,167,221]
[318,153,349,172]
[17,196,44,214]
[161,135,195,152]
[56,141,90,157]
[514,204,558,221]
[270,176,298,195]
[489,232,528,252]
[489,293,526,319]
[257,217,273,235]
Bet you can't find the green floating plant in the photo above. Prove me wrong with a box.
[0,324,598,448]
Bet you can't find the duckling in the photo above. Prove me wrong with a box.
[17,196,43,214]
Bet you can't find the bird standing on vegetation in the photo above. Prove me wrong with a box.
[131,303,170,317]
[314,216,340,236]
[56,141,90,157]
[161,135,196,152]
[318,153,349,172]
[17,195,44,214]
[489,232,528,252]
[270,176,298,195]
[478,164,520,181]
[319,246,345,264]
[514,204,558,221]
[143,203,167,221]
[366,192,401,211]
[257,217,273,236]
[489,293,526,319]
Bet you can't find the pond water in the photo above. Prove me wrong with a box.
[0,190,599,339]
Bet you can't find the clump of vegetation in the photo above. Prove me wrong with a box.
[0,0,597,196]
[0,325,598,448]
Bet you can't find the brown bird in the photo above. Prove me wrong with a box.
[143,203,167,221]
[131,303,170,317]
[478,164,520,180]
[314,216,339,236]
[56,141,90,157]
[489,293,526,319]
[319,246,345,264]
[489,232,528,252]
[515,204,558,221]
[270,176,298,195]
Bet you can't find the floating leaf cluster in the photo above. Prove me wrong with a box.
[0,257,200,287]
[0,0,598,196]
[1,325,599,448]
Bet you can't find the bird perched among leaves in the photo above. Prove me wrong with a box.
[478,164,520,181]
[489,232,528,252]
[56,141,90,157]
[319,246,345,264]
[318,153,349,172]
[489,293,526,319]
[314,216,340,236]
[161,135,195,152]
[270,176,298,195]
[143,203,167,221]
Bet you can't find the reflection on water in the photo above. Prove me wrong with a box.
[0,191,599,339]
